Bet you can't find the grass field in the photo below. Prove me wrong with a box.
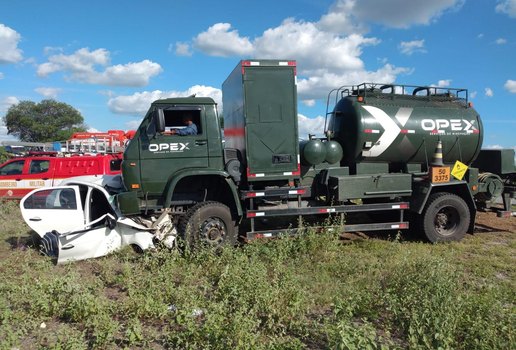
[0,199,514,349]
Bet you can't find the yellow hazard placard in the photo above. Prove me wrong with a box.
[451,160,468,180]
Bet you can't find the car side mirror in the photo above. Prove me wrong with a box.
[155,109,165,133]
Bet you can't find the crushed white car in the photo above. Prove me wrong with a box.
[20,181,176,263]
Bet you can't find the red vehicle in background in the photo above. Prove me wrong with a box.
[0,152,123,199]
[0,130,134,199]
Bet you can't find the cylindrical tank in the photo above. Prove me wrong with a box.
[325,140,343,164]
[329,94,483,165]
[300,139,326,166]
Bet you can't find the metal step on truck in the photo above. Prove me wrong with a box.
[20,59,515,259]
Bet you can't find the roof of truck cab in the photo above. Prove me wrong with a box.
[152,97,216,105]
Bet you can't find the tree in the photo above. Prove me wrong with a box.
[3,99,87,142]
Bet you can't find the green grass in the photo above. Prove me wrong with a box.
[0,200,514,349]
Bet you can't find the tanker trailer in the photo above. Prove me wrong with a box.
[309,83,491,242]
[326,83,483,173]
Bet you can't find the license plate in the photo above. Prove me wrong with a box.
[431,167,450,183]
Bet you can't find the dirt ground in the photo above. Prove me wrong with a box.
[474,210,516,234]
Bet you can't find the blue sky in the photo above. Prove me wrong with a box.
[0,0,515,150]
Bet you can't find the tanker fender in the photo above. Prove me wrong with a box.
[163,169,242,217]
[410,180,476,233]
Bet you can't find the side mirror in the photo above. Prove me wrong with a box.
[155,109,165,133]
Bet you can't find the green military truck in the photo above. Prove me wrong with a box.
[115,59,515,247]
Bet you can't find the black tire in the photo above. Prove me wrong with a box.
[179,201,237,249]
[420,192,470,243]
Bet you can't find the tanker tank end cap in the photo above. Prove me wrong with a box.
[430,140,444,167]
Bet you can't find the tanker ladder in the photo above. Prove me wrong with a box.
[242,187,409,241]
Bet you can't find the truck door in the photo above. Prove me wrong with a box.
[26,158,54,187]
[0,159,27,199]
[140,106,209,195]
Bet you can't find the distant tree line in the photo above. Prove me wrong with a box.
[3,99,87,142]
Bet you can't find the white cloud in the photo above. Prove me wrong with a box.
[317,0,363,34]
[255,20,380,74]
[399,39,426,55]
[37,48,162,87]
[495,38,507,45]
[0,96,20,141]
[302,99,316,107]
[430,79,452,88]
[496,0,516,18]
[504,80,516,93]
[0,24,23,64]
[0,72,3,79]
[173,42,193,56]
[0,124,17,141]
[35,87,62,98]
[485,87,494,97]
[125,119,142,130]
[194,23,254,57]
[189,1,427,103]
[297,63,410,100]
[0,96,19,114]
[298,114,326,139]
[477,33,484,39]
[470,91,477,99]
[326,0,464,29]
[107,85,222,116]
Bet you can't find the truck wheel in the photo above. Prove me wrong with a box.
[179,201,237,249]
[420,192,470,242]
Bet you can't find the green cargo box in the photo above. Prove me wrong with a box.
[329,173,413,201]
[472,149,516,175]
[222,60,300,182]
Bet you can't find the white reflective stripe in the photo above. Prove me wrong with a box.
[361,105,401,158]
[283,172,293,175]
[327,208,336,213]
[263,233,273,237]
[255,212,265,217]
[254,173,265,177]
[392,205,401,209]
[406,130,416,134]
[394,107,413,127]
[391,224,400,229]
[255,192,265,197]
[288,190,298,195]
[250,61,260,66]
[371,130,380,134]
[279,62,289,66]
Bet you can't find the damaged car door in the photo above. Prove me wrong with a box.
[20,184,154,263]
[20,186,85,235]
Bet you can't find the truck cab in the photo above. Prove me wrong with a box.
[120,97,235,213]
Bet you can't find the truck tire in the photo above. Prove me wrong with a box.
[420,192,470,242]
[179,201,237,249]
